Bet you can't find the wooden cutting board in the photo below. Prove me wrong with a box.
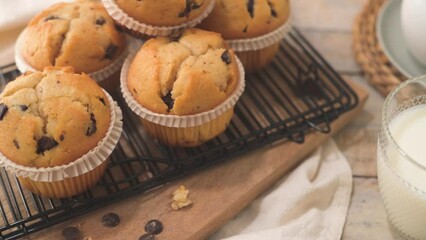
[27,79,368,240]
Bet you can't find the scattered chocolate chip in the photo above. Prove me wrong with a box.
[104,44,118,60]
[161,92,174,111]
[61,227,84,240]
[13,139,20,150]
[221,50,232,65]
[86,113,97,136]
[178,0,202,18]
[267,1,277,17]
[19,105,28,111]
[0,104,8,121]
[101,213,120,228]
[139,234,155,240]
[98,97,106,106]
[145,220,163,235]
[44,15,60,22]
[36,136,59,154]
[247,0,255,18]
[96,17,106,25]
[60,134,65,141]
[133,88,138,94]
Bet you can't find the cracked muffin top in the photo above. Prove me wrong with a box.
[199,0,290,39]
[115,0,214,27]
[0,67,111,168]
[127,28,240,115]
[20,0,125,73]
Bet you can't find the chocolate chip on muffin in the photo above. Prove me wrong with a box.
[36,136,59,155]
[221,50,232,65]
[86,113,97,136]
[0,104,8,120]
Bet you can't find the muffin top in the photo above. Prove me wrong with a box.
[0,67,111,168]
[115,0,213,27]
[199,0,290,39]
[127,28,240,115]
[21,0,125,73]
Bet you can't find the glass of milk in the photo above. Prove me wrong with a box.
[378,75,426,239]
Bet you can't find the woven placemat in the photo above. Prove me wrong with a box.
[353,0,406,96]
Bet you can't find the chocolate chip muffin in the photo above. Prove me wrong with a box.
[123,28,245,147]
[20,0,125,74]
[0,67,110,168]
[0,67,122,198]
[101,0,215,37]
[199,0,291,72]
[115,0,213,26]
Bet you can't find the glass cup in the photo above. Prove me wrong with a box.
[378,75,426,240]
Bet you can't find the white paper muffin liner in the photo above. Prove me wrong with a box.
[0,91,123,182]
[14,28,130,83]
[120,52,246,128]
[227,14,293,52]
[101,0,215,37]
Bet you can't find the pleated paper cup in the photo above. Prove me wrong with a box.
[101,0,215,38]
[226,14,293,72]
[14,28,130,95]
[0,91,123,199]
[120,53,246,147]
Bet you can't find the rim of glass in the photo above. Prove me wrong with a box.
[382,74,426,171]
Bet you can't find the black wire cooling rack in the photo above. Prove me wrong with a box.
[0,28,358,239]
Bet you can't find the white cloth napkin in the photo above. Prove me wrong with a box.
[0,2,354,240]
[210,139,353,240]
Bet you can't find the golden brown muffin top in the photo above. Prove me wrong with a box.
[127,28,240,115]
[21,0,125,73]
[0,67,111,168]
[199,0,290,39]
[115,0,213,27]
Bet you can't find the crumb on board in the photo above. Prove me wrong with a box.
[171,185,193,210]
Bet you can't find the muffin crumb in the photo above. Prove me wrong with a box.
[171,185,192,210]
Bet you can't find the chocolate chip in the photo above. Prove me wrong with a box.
[60,134,65,141]
[0,104,8,120]
[19,105,28,111]
[96,17,106,25]
[61,227,84,240]
[98,97,106,106]
[36,136,59,154]
[221,50,232,65]
[86,113,97,136]
[178,0,202,18]
[13,139,19,149]
[242,25,248,33]
[247,0,255,18]
[101,213,120,228]
[267,1,277,17]
[44,15,60,21]
[145,220,163,235]
[104,44,118,60]
[139,234,155,240]
[161,92,174,111]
